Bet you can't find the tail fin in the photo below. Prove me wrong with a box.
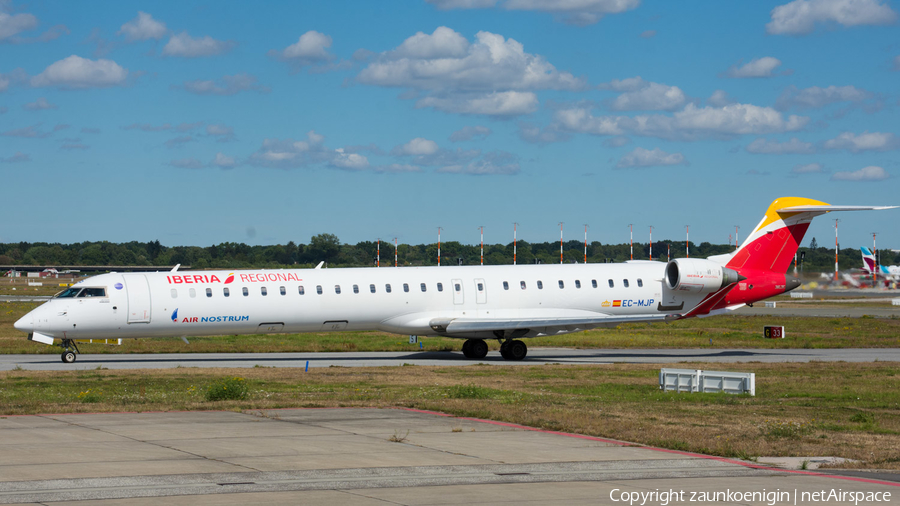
[724,197,896,274]
[861,247,876,274]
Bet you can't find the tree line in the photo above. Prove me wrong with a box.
[0,234,893,272]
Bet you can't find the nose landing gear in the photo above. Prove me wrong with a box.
[60,339,80,363]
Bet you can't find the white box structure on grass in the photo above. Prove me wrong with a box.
[659,369,755,396]
[764,301,776,308]
[790,292,813,299]
[893,299,900,306]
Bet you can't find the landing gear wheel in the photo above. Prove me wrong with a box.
[464,339,488,359]
[499,341,511,359]
[506,340,527,361]
[61,351,76,364]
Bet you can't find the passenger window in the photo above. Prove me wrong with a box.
[592,279,597,288]
[454,283,461,292]
[316,285,323,295]
[385,284,392,293]
[370,284,376,293]
[224,287,230,297]
[242,287,249,297]
[420,283,427,292]
[261,287,268,296]
[280,286,286,295]
[353,284,359,294]
[637,278,643,287]
[623,279,629,288]
[608,279,614,288]
[170,289,177,299]
[335,285,341,294]
[404,283,410,292]
[437,282,443,292]
[575,280,581,289]
[206,288,212,298]
[503,281,509,290]
[298,285,305,295]
[477,282,484,291]
[520,281,526,290]
[558,280,564,289]
[189,288,196,298]
[537,280,543,289]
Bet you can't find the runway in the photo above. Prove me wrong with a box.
[2,347,898,371]
[0,408,896,504]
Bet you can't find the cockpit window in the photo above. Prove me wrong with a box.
[55,287,82,298]
[77,287,107,298]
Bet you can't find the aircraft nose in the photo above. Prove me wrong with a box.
[14,312,33,333]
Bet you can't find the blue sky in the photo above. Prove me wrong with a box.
[1,0,898,251]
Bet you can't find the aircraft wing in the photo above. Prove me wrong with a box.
[429,313,668,339]
[778,205,897,213]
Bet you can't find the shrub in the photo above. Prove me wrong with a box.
[77,389,101,403]
[205,377,249,401]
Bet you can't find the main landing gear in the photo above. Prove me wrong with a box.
[461,338,527,361]
[60,338,79,364]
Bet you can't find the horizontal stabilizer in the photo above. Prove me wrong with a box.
[777,205,897,213]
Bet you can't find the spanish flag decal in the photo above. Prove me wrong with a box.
[612,300,622,307]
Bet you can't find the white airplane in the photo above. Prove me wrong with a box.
[14,197,896,363]
[860,247,900,281]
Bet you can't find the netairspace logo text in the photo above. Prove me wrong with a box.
[609,488,891,506]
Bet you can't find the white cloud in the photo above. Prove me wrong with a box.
[776,85,872,110]
[599,76,646,91]
[417,91,539,116]
[554,103,808,140]
[330,148,369,171]
[374,163,424,173]
[0,151,29,163]
[427,0,498,9]
[206,124,236,142]
[122,123,171,132]
[746,137,814,154]
[23,97,57,111]
[31,55,128,88]
[272,31,335,66]
[724,57,782,78]
[169,158,203,169]
[0,11,37,40]
[165,135,195,148]
[449,125,492,142]
[616,147,687,168]
[118,12,167,41]
[792,162,825,174]
[823,131,898,152]
[2,124,49,138]
[248,130,331,168]
[831,165,889,181]
[603,136,631,147]
[392,137,440,156]
[358,27,583,117]
[179,74,269,96]
[162,32,235,57]
[707,90,736,107]
[767,0,897,35]
[427,0,638,25]
[211,153,237,169]
[517,122,571,144]
[610,82,686,111]
[436,151,520,175]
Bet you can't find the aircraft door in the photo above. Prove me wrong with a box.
[122,274,152,323]
[452,278,464,305]
[474,278,487,304]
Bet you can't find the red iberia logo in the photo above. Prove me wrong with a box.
[224,272,234,284]
[612,300,622,307]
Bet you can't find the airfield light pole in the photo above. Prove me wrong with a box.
[559,222,564,264]
[479,226,484,265]
[685,225,689,258]
[629,224,633,260]
[583,224,589,263]
[834,219,840,281]
[872,232,878,286]
[437,227,442,267]
[377,239,380,268]
[394,238,398,267]
[649,226,654,261]
[667,243,670,262]
[513,223,518,265]
[735,225,740,249]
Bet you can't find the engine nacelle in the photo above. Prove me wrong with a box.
[665,258,742,295]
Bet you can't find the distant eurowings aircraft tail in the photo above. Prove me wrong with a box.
[860,247,877,274]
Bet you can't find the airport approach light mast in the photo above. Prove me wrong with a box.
[437,227,442,267]
[735,225,740,249]
[394,238,398,267]
[834,219,840,281]
[479,226,484,266]
[685,225,689,258]
[559,222,564,264]
[872,232,878,286]
[513,223,518,265]
[377,239,380,268]
[629,224,633,260]
[649,226,654,261]
[583,224,588,263]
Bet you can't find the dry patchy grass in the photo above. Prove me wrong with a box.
[2,362,898,468]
